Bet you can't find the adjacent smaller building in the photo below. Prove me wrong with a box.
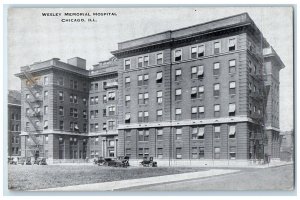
[280,130,294,161]
[8,90,21,157]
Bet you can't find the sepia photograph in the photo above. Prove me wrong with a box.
[4,5,295,194]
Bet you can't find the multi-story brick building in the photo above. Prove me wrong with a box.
[15,13,285,164]
[8,90,21,157]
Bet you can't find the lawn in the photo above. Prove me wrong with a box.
[8,165,205,191]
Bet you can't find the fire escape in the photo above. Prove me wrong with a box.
[22,66,44,158]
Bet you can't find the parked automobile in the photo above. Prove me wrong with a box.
[97,157,130,168]
[25,157,32,165]
[140,157,157,167]
[33,157,47,165]
[8,157,17,165]
[17,157,26,165]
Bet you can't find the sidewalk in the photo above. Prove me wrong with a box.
[34,169,239,192]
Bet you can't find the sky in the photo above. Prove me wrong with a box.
[7,7,294,131]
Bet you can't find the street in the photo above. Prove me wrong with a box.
[120,164,294,191]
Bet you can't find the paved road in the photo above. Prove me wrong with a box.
[120,164,294,191]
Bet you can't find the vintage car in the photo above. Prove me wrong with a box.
[25,157,32,165]
[8,157,17,165]
[33,157,47,165]
[140,157,157,167]
[17,157,26,165]
[96,157,130,168]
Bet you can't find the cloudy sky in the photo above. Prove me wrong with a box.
[7,7,293,131]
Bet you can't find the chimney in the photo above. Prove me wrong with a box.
[67,57,86,69]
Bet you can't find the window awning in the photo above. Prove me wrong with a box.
[144,93,149,98]
[229,125,236,136]
[176,89,181,95]
[197,66,204,75]
[156,72,162,80]
[144,112,149,117]
[125,114,131,120]
[229,60,236,66]
[74,124,79,130]
[199,86,204,93]
[198,127,205,136]
[192,107,197,113]
[176,69,182,75]
[157,91,162,97]
[157,110,163,115]
[229,104,236,112]
[198,45,204,53]
[229,38,236,47]
[199,106,204,113]
[230,82,236,88]
[191,88,197,94]
[175,109,181,114]
[144,74,149,80]
[138,75,143,81]
[192,67,197,74]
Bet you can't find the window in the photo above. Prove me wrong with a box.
[70,122,74,131]
[144,93,149,104]
[229,103,236,116]
[191,107,198,119]
[108,121,116,130]
[138,57,143,68]
[214,41,221,54]
[229,146,236,159]
[83,110,87,119]
[95,96,99,104]
[73,95,77,104]
[125,113,131,124]
[229,60,236,74]
[95,123,99,131]
[108,92,116,101]
[157,148,163,159]
[213,126,221,139]
[156,72,163,83]
[176,148,182,159]
[102,82,107,89]
[175,127,182,140]
[59,106,64,116]
[157,109,163,121]
[74,81,78,89]
[44,91,48,100]
[138,129,149,141]
[70,94,73,103]
[44,120,48,130]
[138,75,143,86]
[125,148,131,157]
[95,83,98,91]
[174,49,182,61]
[26,94,30,99]
[198,86,204,99]
[198,44,205,57]
[214,147,220,159]
[199,106,205,118]
[26,122,30,131]
[175,69,182,81]
[125,130,131,141]
[138,93,144,105]
[191,127,204,140]
[191,65,204,79]
[191,87,197,99]
[44,76,49,85]
[157,53,163,64]
[229,81,236,95]
[144,56,149,67]
[102,123,107,131]
[125,95,130,106]
[44,106,48,115]
[102,95,107,104]
[58,91,63,101]
[191,46,197,59]
[228,38,236,51]
[157,128,163,141]
[213,62,220,76]
[229,124,236,138]
[175,108,182,120]
[138,111,143,123]
[59,120,64,130]
[191,147,198,159]
[191,44,205,58]
[57,77,64,85]
[144,111,149,123]
[74,123,79,132]
[214,104,220,117]
[157,91,163,103]
[70,108,74,117]
[125,77,130,87]
[108,106,116,116]
[103,109,107,117]
[124,59,131,70]
[175,89,182,101]
[144,74,149,85]
[214,83,220,97]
